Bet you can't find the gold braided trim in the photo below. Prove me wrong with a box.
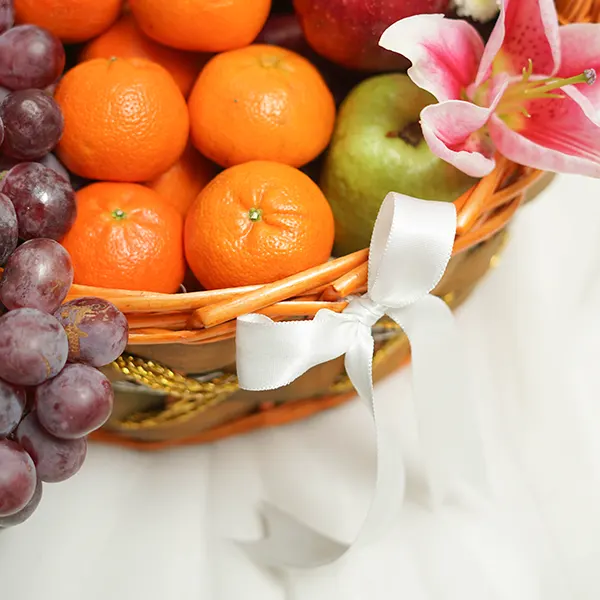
[112,354,237,399]
[112,337,399,429]
[111,355,239,429]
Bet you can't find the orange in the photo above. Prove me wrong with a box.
[14,0,122,43]
[62,182,185,294]
[128,0,271,52]
[55,57,189,183]
[188,45,336,169]
[80,14,208,98]
[146,144,216,218]
[184,161,334,290]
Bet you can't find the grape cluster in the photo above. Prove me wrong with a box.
[0,1,129,528]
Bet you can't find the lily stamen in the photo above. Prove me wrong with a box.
[521,58,534,82]
[585,68,597,86]
[524,69,597,96]
[497,68,597,119]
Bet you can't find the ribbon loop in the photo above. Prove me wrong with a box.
[236,311,358,391]
[367,193,456,307]
[235,192,487,572]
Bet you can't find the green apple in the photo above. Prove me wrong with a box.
[321,73,476,256]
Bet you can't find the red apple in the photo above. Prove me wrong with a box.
[293,0,451,72]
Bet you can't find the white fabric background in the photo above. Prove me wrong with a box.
[2,173,600,599]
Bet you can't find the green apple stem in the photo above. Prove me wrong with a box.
[386,122,423,147]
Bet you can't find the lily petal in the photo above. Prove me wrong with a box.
[379,14,484,102]
[488,86,600,178]
[557,24,600,111]
[421,101,497,178]
[420,77,508,178]
[476,0,560,86]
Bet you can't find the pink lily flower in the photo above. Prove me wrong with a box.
[379,0,600,178]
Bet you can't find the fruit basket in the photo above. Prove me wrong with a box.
[1,0,600,526]
[74,0,590,448]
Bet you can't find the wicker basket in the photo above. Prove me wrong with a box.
[85,1,591,450]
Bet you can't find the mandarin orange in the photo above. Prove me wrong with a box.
[14,0,122,43]
[128,0,271,52]
[55,57,189,183]
[184,161,334,290]
[61,182,185,294]
[188,45,336,169]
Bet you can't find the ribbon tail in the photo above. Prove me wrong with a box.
[389,295,488,504]
[235,313,361,568]
[240,327,407,568]
[344,329,407,548]
[239,503,348,569]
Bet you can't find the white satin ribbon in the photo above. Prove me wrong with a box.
[235,192,487,569]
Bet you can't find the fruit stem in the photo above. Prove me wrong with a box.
[111,208,127,220]
[386,122,423,147]
[248,207,262,222]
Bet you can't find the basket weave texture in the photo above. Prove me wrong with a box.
[87,0,593,448]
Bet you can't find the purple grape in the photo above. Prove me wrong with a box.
[0,0,13,36]
[0,25,66,91]
[0,238,73,312]
[55,298,129,367]
[0,378,26,437]
[0,477,42,527]
[0,439,36,516]
[0,152,70,182]
[0,162,76,240]
[16,412,86,483]
[36,363,113,439]
[0,89,64,160]
[0,308,68,386]
[0,192,17,265]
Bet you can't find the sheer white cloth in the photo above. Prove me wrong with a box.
[2,173,600,600]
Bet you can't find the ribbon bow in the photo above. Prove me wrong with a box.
[235,193,487,569]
